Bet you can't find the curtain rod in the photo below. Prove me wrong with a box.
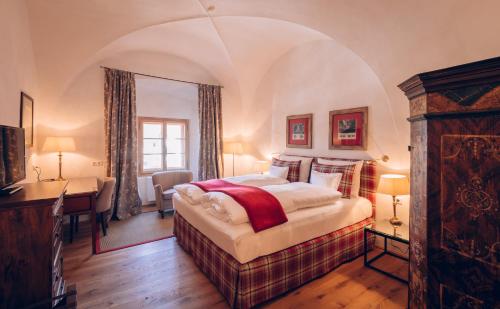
[99,66,223,88]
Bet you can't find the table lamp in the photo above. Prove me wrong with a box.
[254,160,269,174]
[377,174,410,226]
[225,142,243,176]
[42,137,76,181]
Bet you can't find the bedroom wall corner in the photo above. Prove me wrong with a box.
[0,0,38,182]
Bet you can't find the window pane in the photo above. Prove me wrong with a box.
[166,153,185,169]
[143,139,162,154]
[143,123,162,138]
[143,154,162,170]
[165,138,184,154]
[166,123,184,139]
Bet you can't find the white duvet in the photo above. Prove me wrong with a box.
[174,174,289,204]
[204,182,342,225]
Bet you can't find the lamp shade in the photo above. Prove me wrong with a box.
[378,174,410,196]
[254,160,269,173]
[42,137,76,152]
[225,142,243,154]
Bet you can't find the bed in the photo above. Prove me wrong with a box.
[173,157,377,308]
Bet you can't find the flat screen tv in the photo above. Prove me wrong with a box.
[0,125,26,190]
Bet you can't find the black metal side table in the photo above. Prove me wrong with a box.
[364,219,409,283]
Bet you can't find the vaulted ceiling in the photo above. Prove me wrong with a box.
[25,0,500,168]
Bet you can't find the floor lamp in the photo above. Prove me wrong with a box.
[225,142,243,176]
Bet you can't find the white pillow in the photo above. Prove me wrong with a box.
[269,165,289,179]
[310,171,343,191]
[279,155,313,182]
[317,158,363,197]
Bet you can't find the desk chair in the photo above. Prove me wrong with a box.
[69,177,116,241]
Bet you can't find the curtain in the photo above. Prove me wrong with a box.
[198,84,224,180]
[104,68,142,220]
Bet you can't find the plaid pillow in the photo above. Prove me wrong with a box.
[272,158,301,182]
[312,162,356,198]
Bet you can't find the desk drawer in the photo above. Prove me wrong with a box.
[64,196,91,213]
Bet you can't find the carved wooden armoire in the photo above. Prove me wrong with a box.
[399,57,499,308]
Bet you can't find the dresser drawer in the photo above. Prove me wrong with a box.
[64,196,92,213]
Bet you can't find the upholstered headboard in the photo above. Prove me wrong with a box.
[281,154,377,218]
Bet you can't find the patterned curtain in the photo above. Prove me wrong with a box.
[104,68,142,220]
[198,84,224,180]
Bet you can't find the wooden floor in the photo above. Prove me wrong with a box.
[64,222,408,309]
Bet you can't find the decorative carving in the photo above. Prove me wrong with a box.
[412,240,425,268]
[410,95,427,117]
[439,83,498,106]
[441,135,499,265]
[456,177,493,218]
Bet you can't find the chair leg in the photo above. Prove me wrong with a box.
[69,216,74,243]
[100,213,107,236]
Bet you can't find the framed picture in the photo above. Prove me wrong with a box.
[20,92,34,147]
[329,107,368,150]
[286,113,312,148]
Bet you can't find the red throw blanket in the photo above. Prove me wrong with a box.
[191,179,288,232]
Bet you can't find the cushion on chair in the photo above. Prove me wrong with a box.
[162,188,176,200]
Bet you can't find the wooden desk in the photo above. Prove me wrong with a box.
[64,177,98,254]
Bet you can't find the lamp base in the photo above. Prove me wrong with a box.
[389,216,403,226]
[55,176,66,181]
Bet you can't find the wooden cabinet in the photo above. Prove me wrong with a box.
[399,57,499,308]
[0,181,68,309]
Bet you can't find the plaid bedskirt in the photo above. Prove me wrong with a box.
[174,213,374,308]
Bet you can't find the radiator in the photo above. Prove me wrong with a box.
[137,176,156,205]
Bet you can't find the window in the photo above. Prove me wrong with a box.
[138,117,189,175]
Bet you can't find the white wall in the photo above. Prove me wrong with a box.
[136,76,199,204]
[246,40,411,224]
[18,1,500,223]
[0,0,37,126]
[33,50,218,182]
[0,0,38,182]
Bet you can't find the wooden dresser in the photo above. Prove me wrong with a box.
[0,181,68,309]
[399,57,499,308]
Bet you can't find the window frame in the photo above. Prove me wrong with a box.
[138,116,189,176]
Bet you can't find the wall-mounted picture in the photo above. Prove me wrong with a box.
[329,107,367,150]
[20,92,34,147]
[286,113,312,148]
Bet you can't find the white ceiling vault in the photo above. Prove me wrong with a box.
[25,0,500,169]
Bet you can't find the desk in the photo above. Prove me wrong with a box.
[64,177,98,254]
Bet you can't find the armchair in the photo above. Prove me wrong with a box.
[152,170,193,218]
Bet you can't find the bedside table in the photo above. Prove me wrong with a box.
[364,219,409,283]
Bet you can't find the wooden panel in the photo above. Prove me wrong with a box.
[65,177,98,196]
[401,57,500,308]
[0,181,67,308]
[0,204,53,308]
[441,135,498,266]
[64,196,92,213]
[408,119,428,307]
[428,86,500,114]
[0,181,67,210]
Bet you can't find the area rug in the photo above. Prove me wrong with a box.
[96,211,174,254]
